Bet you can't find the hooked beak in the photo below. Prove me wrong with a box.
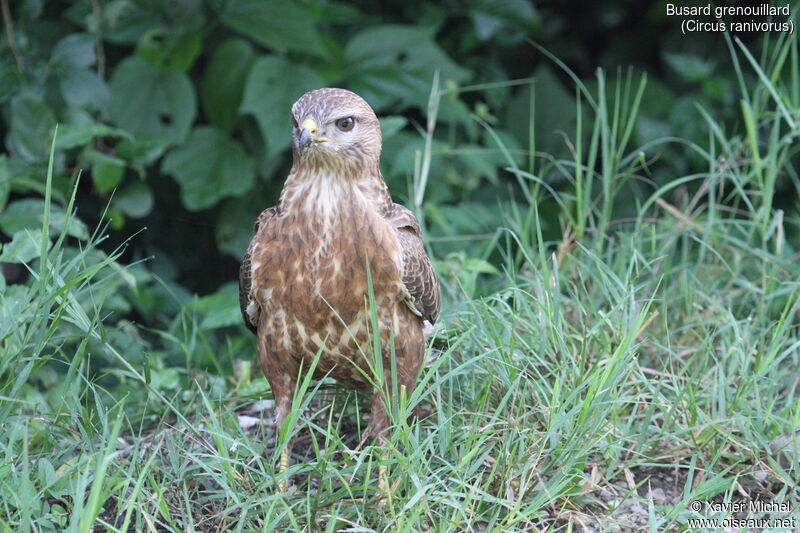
[297,118,317,153]
[296,117,337,154]
[298,129,313,152]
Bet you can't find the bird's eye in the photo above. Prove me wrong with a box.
[291,117,298,128]
[335,117,355,132]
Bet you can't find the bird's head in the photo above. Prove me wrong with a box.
[290,88,382,172]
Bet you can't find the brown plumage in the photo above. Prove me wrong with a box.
[238,88,440,464]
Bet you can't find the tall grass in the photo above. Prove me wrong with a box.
[1,33,798,531]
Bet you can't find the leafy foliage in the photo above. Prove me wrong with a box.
[2,0,775,287]
[1,0,796,425]
[1,0,799,529]
[0,2,795,364]
[161,126,255,210]
[107,56,196,144]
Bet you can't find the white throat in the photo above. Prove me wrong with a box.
[282,171,362,219]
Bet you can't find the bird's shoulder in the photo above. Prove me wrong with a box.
[253,206,279,234]
[385,202,421,234]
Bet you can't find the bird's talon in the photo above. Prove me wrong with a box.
[277,447,291,492]
[377,464,388,502]
[280,447,290,472]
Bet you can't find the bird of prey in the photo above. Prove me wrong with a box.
[239,88,440,487]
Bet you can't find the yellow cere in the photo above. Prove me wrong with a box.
[300,118,318,135]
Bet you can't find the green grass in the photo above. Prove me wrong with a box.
[1,36,799,531]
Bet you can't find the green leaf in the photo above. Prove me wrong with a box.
[201,38,255,134]
[0,156,35,195]
[457,143,500,184]
[8,96,56,162]
[115,137,168,169]
[92,159,125,194]
[505,67,575,158]
[54,123,130,150]
[100,3,163,45]
[108,56,196,145]
[219,0,329,59]
[0,199,88,240]
[379,116,408,140]
[37,458,57,489]
[136,28,202,72]
[0,156,10,212]
[664,53,715,82]
[187,282,241,329]
[99,0,204,45]
[161,127,255,211]
[105,207,125,230]
[50,33,96,68]
[344,25,470,110]
[387,135,448,183]
[113,180,153,218]
[241,56,325,158]
[215,196,263,259]
[469,0,538,41]
[149,368,181,391]
[346,25,433,67]
[60,68,110,111]
[483,128,524,167]
[0,65,21,103]
[0,229,46,263]
[433,202,506,236]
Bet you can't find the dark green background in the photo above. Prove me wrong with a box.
[0,0,790,352]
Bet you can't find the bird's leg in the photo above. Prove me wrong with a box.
[365,387,391,495]
[274,403,291,492]
[368,335,425,500]
[258,335,299,492]
[278,452,290,491]
[366,384,413,499]
[364,387,391,441]
[271,382,300,492]
[260,383,294,492]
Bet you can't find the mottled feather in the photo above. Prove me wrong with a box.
[239,206,278,333]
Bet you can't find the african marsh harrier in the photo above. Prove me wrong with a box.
[239,88,440,485]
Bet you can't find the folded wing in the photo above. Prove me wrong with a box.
[388,204,440,324]
[239,206,278,334]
